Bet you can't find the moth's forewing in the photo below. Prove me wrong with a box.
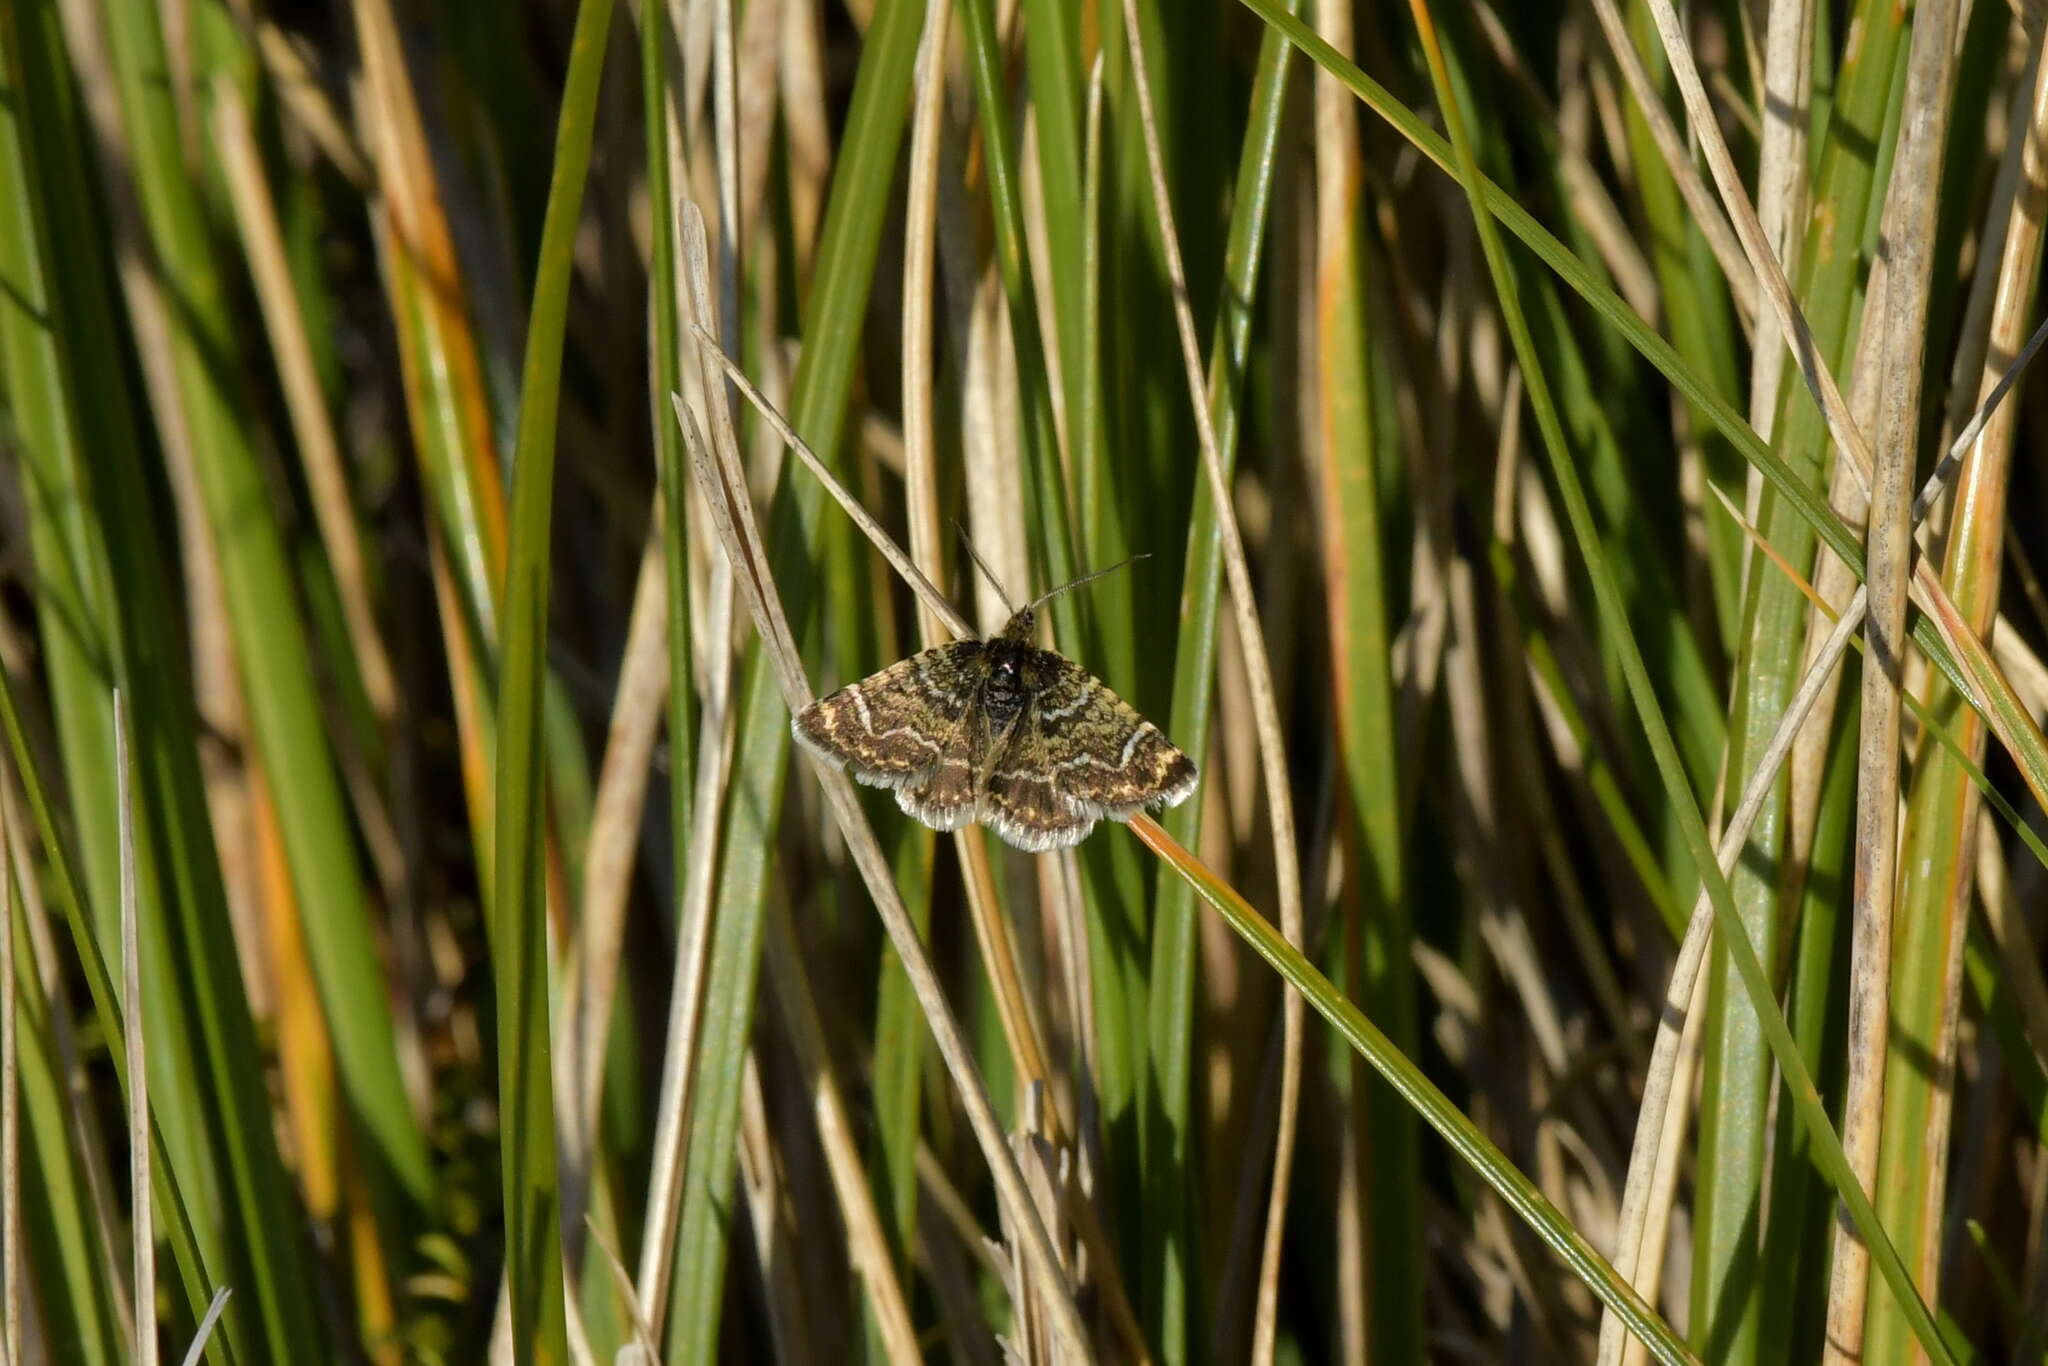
[1022,653,1197,815]
[791,640,983,789]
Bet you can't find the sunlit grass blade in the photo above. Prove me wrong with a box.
[351,0,551,910]
[865,2,948,1336]
[1128,814,1700,1366]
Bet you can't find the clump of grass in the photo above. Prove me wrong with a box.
[4,2,2048,1364]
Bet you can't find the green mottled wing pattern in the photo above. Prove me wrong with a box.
[981,651,1198,851]
[791,640,983,798]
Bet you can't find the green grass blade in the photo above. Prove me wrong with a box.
[8,883,123,1364]
[3,3,356,1356]
[957,0,1077,599]
[0,661,243,1360]
[1613,2,1747,648]
[1403,2,1957,1359]
[1130,816,1700,1366]
[104,0,430,1214]
[1130,15,1295,1356]
[1302,14,1415,1359]
[1690,13,1899,1344]
[1019,0,1088,458]
[665,3,928,1358]
[1756,694,1856,1360]
[490,0,615,1356]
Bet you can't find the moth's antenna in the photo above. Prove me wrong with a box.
[1025,553,1149,613]
[954,520,1018,614]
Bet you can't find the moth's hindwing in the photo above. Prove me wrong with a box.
[896,709,984,831]
[982,717,1096,851]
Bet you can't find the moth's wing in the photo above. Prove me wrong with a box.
[980,652,1196,852]
[1027,654,1198,820]
[792,641,980,791]
[895,706,985,831]
[980,725,1096,852]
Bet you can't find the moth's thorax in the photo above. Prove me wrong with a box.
[980,636,1039,728]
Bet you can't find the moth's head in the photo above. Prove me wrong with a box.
[997,606,1037,642]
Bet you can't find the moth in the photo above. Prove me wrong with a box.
[791,556,1197,851]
